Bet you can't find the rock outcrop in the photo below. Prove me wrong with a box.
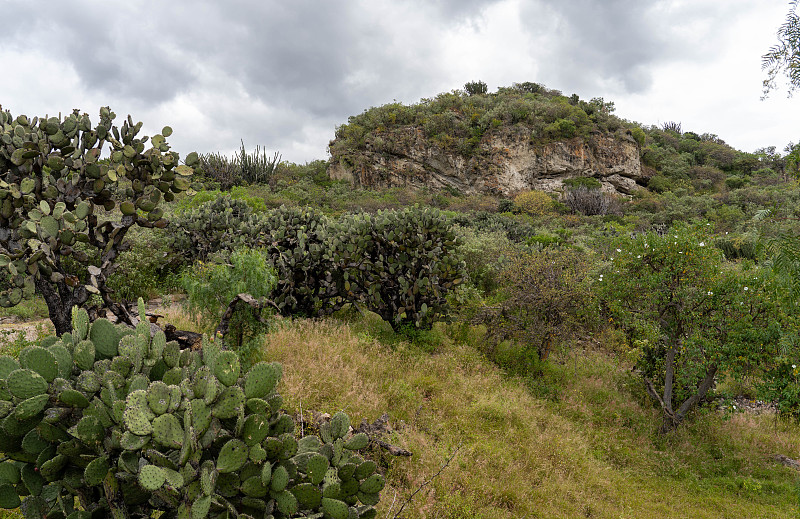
[328,126,648,196]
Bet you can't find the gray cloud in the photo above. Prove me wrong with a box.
[1,0,783,160]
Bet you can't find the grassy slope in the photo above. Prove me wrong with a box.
[1,303,797,518]
[163,306,799,519]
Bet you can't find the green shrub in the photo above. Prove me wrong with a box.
[543,118,577,139]
[329,206,466,331]
[261,206,330,317]
[475,248,592,371]
[513,190,555,217]
[453,226,514,295]
[0,305,383,518]
[562,176,602,190]
[182,248,277,354]
[725,176,749,190]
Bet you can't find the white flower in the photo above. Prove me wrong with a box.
[744,287,748,291]
[793,364,797,369]
[645,243,649,248]
[616,248,621,253]
[708,291,713,296]
[637,255,641,259]
[699,242,705,247]
[733,405,737,410]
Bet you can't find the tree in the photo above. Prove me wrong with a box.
[762,0,800,96]
[0,106,198,334]
[599,224,786,432]
[464,80,488,96]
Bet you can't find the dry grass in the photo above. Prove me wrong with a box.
[3,304,798,518]
[243,316,800,518]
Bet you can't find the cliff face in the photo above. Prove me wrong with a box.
[328,126,648,196]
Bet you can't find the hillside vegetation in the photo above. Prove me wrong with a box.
[2,85,800,518]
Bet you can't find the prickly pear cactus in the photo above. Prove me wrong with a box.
[172,195,269,261]
[0,301,382,518]
[0,106,200,334]
[328,205,465,330]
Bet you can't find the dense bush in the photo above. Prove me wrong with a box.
[329,206,465,330]
[562,185,613,216]
[172,195,268,261]
[261,206,330,317]
[0,306,383,518]
[475,248,592,372]
[513,190,555,217]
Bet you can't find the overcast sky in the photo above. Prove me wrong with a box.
[2,0,798,163]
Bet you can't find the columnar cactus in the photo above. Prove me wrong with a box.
[0,106,198,334]
[0,302,382,518]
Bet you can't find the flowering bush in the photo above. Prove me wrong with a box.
[598,224,790,432]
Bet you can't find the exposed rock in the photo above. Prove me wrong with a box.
[329,126,649,196]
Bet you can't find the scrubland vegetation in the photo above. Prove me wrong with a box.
[2,83,800,517]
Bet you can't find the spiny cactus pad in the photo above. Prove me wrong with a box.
[89,318,119,359]
[19,347,58,382]
[8,369,48,400]
[139,464,166,491]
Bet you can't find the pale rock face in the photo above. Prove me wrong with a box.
[328,126,648,196]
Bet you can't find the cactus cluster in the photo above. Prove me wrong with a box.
[172,196,269,261]
[0,107,199,334]
[329,206,464,330]
[174,197,465,330]
[0,302,382,518]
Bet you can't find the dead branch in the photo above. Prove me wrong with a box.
[392,442,462,519]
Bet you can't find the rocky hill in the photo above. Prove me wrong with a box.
[328,83,651,196]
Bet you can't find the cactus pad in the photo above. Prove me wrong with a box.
[0,483,21,509]
[0,356,20,379]
[244,361,281,398]
[83,456,110,486]
[213,386,245,419]
[152,413,183,449]
[191,494,211,519]
[274,489,300,516]
[291,482,323,510]
[75,415,104,444]
[308,453,330,485]
[217,439,248,473]
[270,465,289,492]
[344,433,369,451]
[139,464,166,491]
[214,350,240,387]
[73,340,96,371]
[89,318,119,358]
[359,474,385,494]
[19,346,58,382]
[146,381,171,415]
[15,394,49,420]
[241,414,269,446]
[7,369,48,400]
[48,344,73,379]
[71,306,90,341]
[322,497,350,519]
[330,411,351,440]
[241,476,267,498]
